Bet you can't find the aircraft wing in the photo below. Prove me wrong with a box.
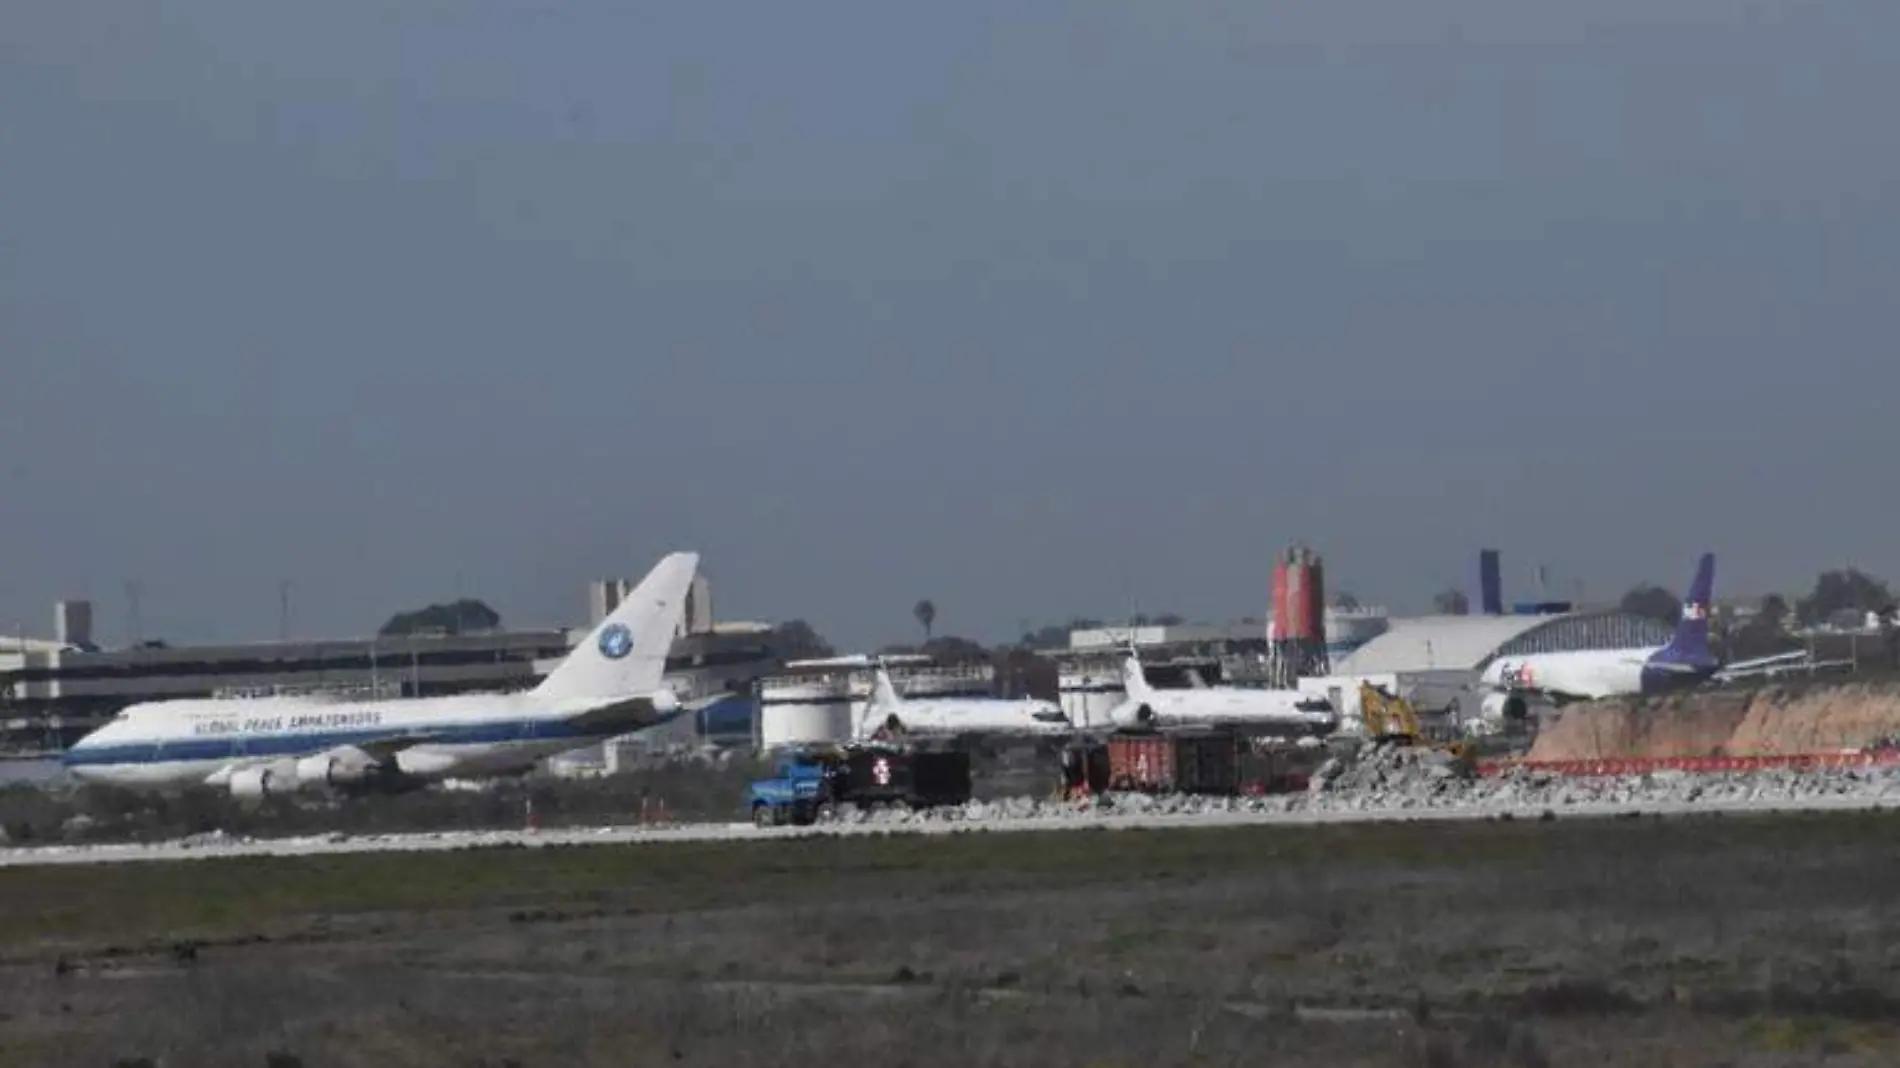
[1714,651,1811,679]
[560,692,687,734]
[197,731,451,789]
[353,732,454,761]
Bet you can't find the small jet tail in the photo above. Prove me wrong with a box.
[1120,652,1153,701]
[1655,551,1716,666]
[532,551,699,702]
[869,662,904,710]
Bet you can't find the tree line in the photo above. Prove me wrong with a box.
[1612,568,1898,662]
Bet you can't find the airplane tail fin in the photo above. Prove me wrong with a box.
[869,662,904,709]
[1656,552,1716,666]
[531,551,699,703]
[1120,652,1153,700]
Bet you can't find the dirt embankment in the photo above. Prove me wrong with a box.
[1528,679,1900,761]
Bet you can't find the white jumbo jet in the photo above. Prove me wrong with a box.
[61,551,700,798]
[858,660,1072,740]
[1106,651,1337,733]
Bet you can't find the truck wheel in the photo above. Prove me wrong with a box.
[752,804,775,829]
[814,800,839,824]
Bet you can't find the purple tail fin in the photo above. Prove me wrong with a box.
[1656,552,1715,665]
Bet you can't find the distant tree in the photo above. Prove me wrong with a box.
[1332,592,1360,611]
[1152,613,1186,627]
[1618,584,1680,626]
[378,599,501,637]
[1432,588,1470,616]
[1758,594,1790,627]
[913,599,936,643]
[1796,569,1894,627]
[770,619,834,661]
[1723,593,1798,662]
[1016,626,1065,650]
[920,635,989,664]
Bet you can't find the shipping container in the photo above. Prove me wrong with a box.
[1107,731,1240,795]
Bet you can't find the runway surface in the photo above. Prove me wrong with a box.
[1,792,1892,869]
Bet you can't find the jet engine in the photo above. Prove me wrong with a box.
[228,762,292,800]
[1111,703,1158,729]
[650,688,680,717]
[1480,692,1530,724]
[294,748,378,789]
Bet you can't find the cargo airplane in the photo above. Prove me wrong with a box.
[61,551,701,798]
[1107,652,1337,733]
[859,660,1072,739]
[1473,552,1806,728]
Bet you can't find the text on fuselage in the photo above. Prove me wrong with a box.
[191,709,385,735]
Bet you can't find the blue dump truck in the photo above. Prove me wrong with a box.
[747,744,973,827]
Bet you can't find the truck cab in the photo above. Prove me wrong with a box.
[746,750,835,827]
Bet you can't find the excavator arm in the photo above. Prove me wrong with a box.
[1358,683,1420,743]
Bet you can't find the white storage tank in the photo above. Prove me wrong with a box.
[1056,657,1126,731]
[757,673,855,748]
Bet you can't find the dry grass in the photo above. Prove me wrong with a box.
[8,811,1900,1065]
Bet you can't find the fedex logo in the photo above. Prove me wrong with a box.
[1499,662,1535,688]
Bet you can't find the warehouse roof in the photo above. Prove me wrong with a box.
[1330,614,1567,674]
[1331,610,1677,674]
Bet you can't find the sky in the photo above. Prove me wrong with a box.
[3,1,1897,651]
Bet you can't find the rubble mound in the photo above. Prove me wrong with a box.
[1530,679,1900,761]
[1310,742,1474,795]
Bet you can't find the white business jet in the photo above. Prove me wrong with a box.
[858,659,1072,740]
[1106,650,1336,733]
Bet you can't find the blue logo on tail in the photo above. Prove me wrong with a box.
[598,623,634,660]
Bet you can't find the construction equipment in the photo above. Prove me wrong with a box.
[1359,682,1421,743]
[1359,682,1468,760]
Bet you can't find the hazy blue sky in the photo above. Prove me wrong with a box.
[3,2,1896,650]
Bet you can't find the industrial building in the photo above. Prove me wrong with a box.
[1048,545,1678,733]
[0,575,778,753]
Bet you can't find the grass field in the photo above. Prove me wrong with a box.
[7,810,1900,1066]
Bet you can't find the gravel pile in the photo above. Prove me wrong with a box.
[820,742,1900,826]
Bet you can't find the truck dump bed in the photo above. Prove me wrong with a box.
[835,748,973,807]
